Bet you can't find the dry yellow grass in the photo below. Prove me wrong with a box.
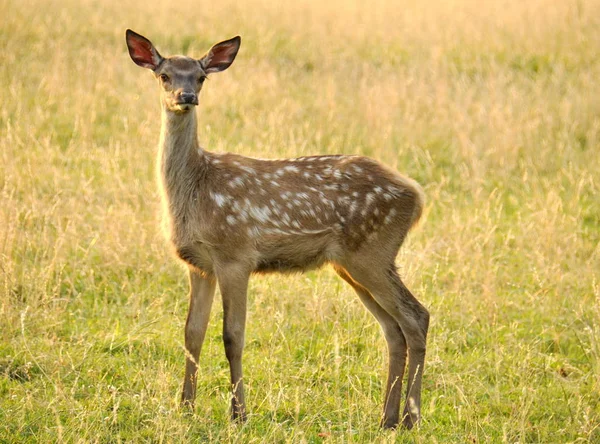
[1,0,599,442]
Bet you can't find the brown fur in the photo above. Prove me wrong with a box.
[126,29,429,429]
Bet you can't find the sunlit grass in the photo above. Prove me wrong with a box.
[1,0,599,441]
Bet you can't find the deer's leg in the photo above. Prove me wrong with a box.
[216,264,250,422]
[341,261,429,429]
[335,266,408,429]
[391,270,429,430]
[181,270,217,408]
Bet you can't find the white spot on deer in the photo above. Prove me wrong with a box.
[211,192,228,208]
[249,206,272,223]
[314,174,323,181]
[264,228,283,235]
[373,208,380,216]
[238,210,249,222]
[274,169,285,177]
[352,191,360,198]
[281,212,292,225]
[247,226,261,238]
[292,220,301,229]
[337,196,349,206]
[333,169,343,179]
[284,165,300,173]
[383,208,398,225]
[365,192,376,206]
[303,172,311,179]
[349,201,358,216]
[383,193,393,202]
[226,215,237,225]
[229,176,245,188]
[263,173,272,180]
[240,165,256,175]
[293,199,302,207]
[374,186,383,194]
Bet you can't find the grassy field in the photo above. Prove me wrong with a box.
[1,0,600,441]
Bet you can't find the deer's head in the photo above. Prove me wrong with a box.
[126,29,241,114]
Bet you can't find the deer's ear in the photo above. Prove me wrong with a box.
[126,29,164,71]
[199,36,241,74]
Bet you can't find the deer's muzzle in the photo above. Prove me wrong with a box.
[177,92,199,106]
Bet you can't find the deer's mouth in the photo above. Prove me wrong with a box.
[175,103,196,111]
[170,101,198,113]
[166,96,199,112]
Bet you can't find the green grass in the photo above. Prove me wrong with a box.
[1,0,600,441]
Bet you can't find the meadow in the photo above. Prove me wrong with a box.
[1,0,599,441]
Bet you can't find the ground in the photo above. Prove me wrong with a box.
[1,0,599,442]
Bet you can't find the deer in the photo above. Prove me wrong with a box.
[125,29,429,429]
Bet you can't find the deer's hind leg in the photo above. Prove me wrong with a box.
[335,266,408,429]
[338,259,429,429]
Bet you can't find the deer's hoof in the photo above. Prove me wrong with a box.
[381,417,400,430]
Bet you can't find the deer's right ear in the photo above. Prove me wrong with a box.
[126,29,164,71]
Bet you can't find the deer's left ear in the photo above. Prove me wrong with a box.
[199,36,241,74]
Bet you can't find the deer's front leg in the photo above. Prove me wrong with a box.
[181,270,217,408]
[217,264,250,422]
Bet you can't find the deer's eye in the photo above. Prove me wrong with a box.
[159,74,170,83]
[198,76,207,84]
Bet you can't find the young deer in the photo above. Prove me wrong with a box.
[126,29,429,429]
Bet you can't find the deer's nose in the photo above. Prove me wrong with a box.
[178,91,198,105]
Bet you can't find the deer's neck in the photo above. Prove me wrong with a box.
[157,109,204,218]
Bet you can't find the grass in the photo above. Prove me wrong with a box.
[1,0,599,441]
